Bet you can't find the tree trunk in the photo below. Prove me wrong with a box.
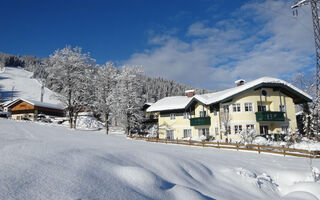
[74,112,78,129]
[105,113,109,135]
[68,109,73,129]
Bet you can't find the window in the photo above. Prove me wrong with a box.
[246,124,255,133]
[199,110,207,117]
[183,129,192,138]
[279,105,286,112]
[212,106,218,116]
[183,112,190,119]
[234,125,242,134]
[223,105,229,113]
[166,130,174,139]
[198,128,209,137]
[215,127,219,136]
[244,103,253,112]
[227,126,231,135]
[170,113,176,120]
[232,103,241,112]
[258,104,267,112]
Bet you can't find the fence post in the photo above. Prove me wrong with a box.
[282,145,286,157]
[217,141,220,149]
[236,142,239,151]
[258,145,260,154]
[202,141,204,147]
[166,138,167,144]
[189,138,191,145]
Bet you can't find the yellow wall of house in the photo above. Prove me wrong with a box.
[158,111,193,139]
[156,87,298,141]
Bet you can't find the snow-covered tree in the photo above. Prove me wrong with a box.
[21,55,41,72]
[46,46,94,128]
[94,62,118,134]
[240,129,258,144]
[292,72,319,139]
[220,105,231,142]
[116,66,144,135]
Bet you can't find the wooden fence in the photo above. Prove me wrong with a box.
[128,136,320,159]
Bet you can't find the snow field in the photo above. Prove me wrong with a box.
[0,67,60,104]
[0,118,320,200]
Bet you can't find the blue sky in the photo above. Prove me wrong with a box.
[0,0,315,90]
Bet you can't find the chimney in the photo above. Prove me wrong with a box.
[235,79,245,87]
[185,90,195,98]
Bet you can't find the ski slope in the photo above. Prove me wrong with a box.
[0,66,59,104]
[0,118,319,200]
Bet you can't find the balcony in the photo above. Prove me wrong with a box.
[190,117,211,126]
[255,111,285,122]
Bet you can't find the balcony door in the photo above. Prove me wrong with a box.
[198,128,209,137]
[259,125,269,134]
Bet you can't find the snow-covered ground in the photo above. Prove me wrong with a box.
[1,118,320,200]
[0,66,59,104]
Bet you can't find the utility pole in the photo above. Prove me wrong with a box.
[292,0,320,134]
[40,84,45,102]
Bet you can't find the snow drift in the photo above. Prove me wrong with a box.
[0,118,319,200]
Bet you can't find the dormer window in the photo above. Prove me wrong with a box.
[170,113,176,120]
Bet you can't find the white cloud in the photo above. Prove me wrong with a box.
[125,0,314,90]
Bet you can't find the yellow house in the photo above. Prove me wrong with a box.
[146,77,312,142]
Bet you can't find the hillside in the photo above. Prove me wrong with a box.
[0,67,59,104]
[0,118,319,200]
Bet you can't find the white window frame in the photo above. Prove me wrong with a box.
[166,130,174,139]
[244,102,253,112]
[170,113,176,120]
[183,112,190,120]
[232,103,241,112]
[234,125,242,134]
[183,129,192,138]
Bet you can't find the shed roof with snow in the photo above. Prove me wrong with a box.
[7,98,64,110]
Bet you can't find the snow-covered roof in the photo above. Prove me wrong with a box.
[147,77,312,112]
[0,100,13,107]
[195,77,312,105]
[185,90,195,93]
[7,98,64,110]
[146,96,193,112]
